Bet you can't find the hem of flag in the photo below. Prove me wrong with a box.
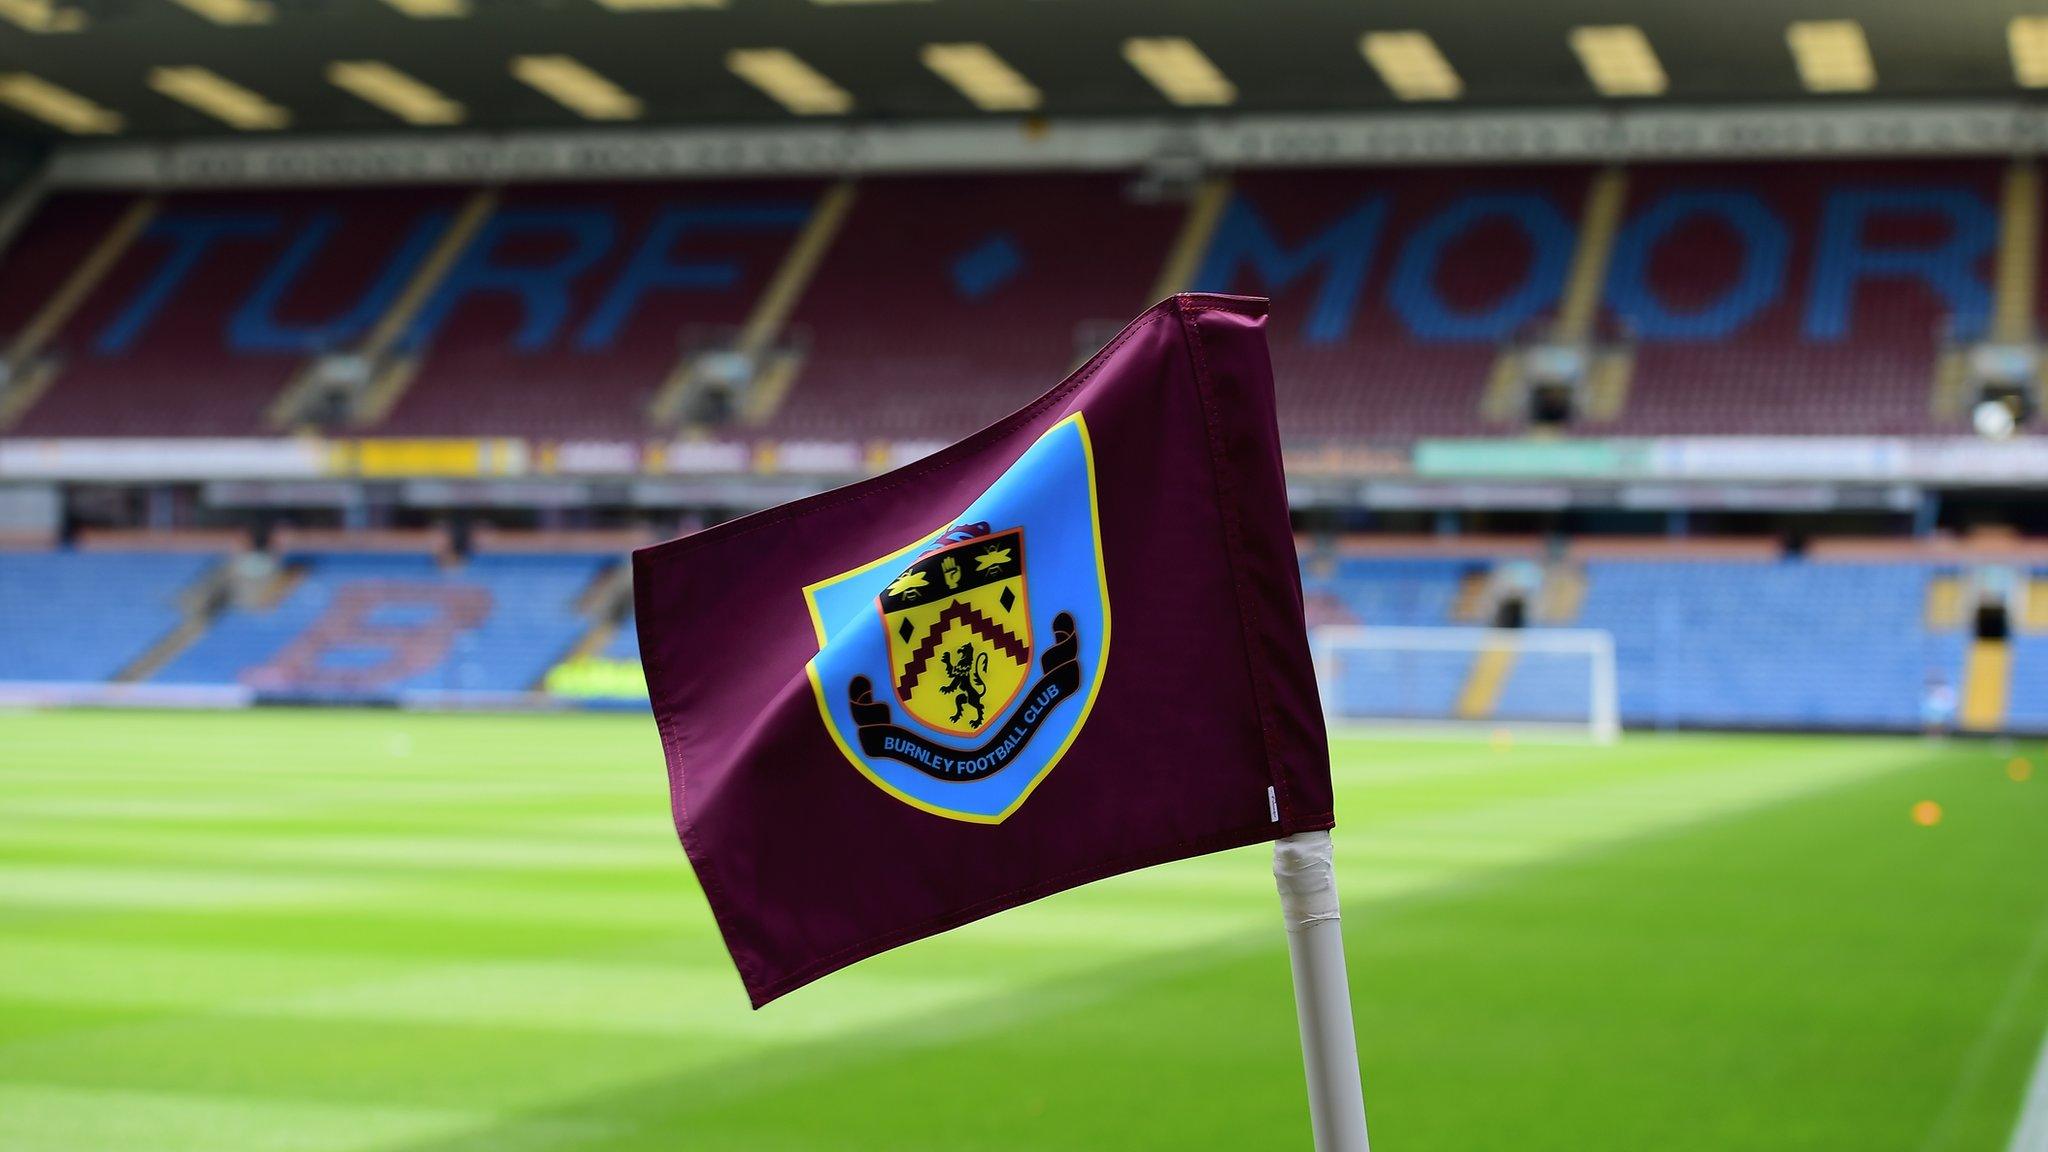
[716,809,1336,1009]
[1172,293,1334,838]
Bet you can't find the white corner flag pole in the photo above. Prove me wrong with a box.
[1274,829,1371,1151]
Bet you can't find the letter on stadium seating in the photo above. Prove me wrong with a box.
[1390,193,1574,341]
[228,210,450,354]
[1192,196,1387,345]
[576,203,809,351]
[96,214,278,354]
[404,208,616,352]
[1607,191,1790,340]
[1802,188,1994,341]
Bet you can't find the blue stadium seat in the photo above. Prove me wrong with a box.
[0,551,219,682]
[1493,650,1597,723]
[157,552,614,698]
[2004,636,2048,729]
[603,614,641,662]
[1568,559,1953,729]
[1311,555,1963,731]
[1301,557,1470,628]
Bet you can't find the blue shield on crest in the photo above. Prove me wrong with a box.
[803,414,1111,823]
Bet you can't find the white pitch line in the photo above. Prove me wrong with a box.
[2012,1024,2048,1152]
[1920,897,2048,1152]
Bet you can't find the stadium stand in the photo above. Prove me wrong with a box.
[376,181,824,438]
[1,160,2025,443]
[0,550,220,682]
[603,615,641,662]
[1605,162,2004,436]
[0,532,2031,732]
[1190,166,1595,442]
[2007,635,2048,730]
[1302,556,1469,628]
[1299,547,1988,732]
[765,175,1185,440]
[1491,649,1598,726]
[156,550,611,700]
[1,157,2041,729]
[1570,558,1961,730]
[1300,555,1473,723]
[9,188,469,436]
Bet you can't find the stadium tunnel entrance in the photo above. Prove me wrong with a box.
[1492,593,1528,629]
[1975,595,2011,641]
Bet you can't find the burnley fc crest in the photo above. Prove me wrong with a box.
[803,414,1110,824]
[880,525,1030,736]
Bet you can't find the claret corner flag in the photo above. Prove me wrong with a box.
[634,293,1333,1007]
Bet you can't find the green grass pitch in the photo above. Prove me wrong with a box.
[2,709,2045,1151]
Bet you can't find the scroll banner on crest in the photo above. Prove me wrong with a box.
[633,294,1334,1007]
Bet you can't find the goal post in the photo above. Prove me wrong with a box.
[1310,625,1621,744]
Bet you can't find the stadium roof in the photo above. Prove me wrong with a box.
[0,0,2041,143]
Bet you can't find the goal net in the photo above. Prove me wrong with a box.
[1309,625,1620,743]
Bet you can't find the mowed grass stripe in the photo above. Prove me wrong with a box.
[0,905,691,963]
[0,825,684,872]
[0,934,1021,1041]
[0,710,2034,1152]
[0,707,654,767]
[0,732,1919,949]
[0,1013,737,1114]
[0,1082,563,1152]
[0,938,426,1009]
[268,962,1016,1040]
[0,727,1929,1003]
[477,736,2043,1152]
[4,782,650,823]
[0,862,385,910]
[220,740,1943,1046]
